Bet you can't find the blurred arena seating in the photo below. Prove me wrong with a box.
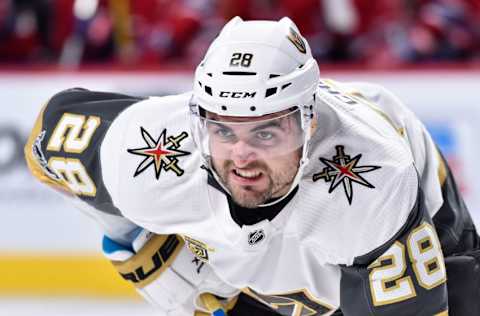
[1,1,479,315]
[0,0,479,68]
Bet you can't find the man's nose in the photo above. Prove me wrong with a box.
[231,140,258,167]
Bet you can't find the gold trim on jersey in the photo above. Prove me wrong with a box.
[322,79,406,139]
[225,295,239,311]
[194,294,239,316]
[24,102,74,196]
[434,310,448,316]
[435,148,447,186]
[197,293,227,315]
[112,234,184,289]
[242,287,335,316]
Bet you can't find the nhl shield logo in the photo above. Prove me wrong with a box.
[248,229,266,246]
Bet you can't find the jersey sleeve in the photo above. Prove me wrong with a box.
[343,81,477,256]
[339,193,448,316]
[343,81,445,217]
[24,88,143,241]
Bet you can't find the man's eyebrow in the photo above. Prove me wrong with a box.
[250,121,284,132]
[207,121,232,130]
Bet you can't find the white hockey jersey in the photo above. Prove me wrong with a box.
[26,80,452,315]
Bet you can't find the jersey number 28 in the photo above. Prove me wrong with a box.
[368,222,447,306]
[46,113,100,196]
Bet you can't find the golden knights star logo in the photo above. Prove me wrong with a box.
[312,145,381,204]
[127,127,190,179]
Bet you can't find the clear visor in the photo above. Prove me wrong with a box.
[191,108,305,161]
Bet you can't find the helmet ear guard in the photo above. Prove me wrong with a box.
[190,17,320,207]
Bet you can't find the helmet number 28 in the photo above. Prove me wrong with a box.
[230,53,253,67]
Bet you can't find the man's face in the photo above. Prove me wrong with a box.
[206,109,303,208]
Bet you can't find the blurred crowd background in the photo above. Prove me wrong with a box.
[1,2,479,315]
[1,0,480,69]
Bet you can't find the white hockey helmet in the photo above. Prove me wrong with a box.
[190,17,320,205]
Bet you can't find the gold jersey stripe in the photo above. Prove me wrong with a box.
[324,79,405,138]
[434,310,448,316]
[0,254,138,298]
[436,148,447,186]
[23,102,73,195]
[225,295,239,311]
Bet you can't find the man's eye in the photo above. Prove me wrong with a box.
[216,128,234,138]
[256,131,274,140]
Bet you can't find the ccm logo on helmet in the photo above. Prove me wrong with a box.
[219,91,256,98]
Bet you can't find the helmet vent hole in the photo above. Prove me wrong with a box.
[221,106,227,111]
[281,83,292,90]
[269,74,281,79]
[298,64,304,69]
[222,71,256,76]
[250,106,256,111]
[265,87,277,98]
[207,73,213,77]
[198,81,202,87]
[204,86,213,96]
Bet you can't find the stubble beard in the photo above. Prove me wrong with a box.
[214,159,297,208]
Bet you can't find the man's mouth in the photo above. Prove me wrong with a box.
[234,169,261,178]
[231,168,263,182]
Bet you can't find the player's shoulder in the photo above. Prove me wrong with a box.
[104,91,192,129]
[320,79,415,127]
[24,88,144,215]
[101,92,207,230]
[42,87,143,119]
[293,79,420,265]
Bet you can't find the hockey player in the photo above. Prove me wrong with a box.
[25,17,480,316]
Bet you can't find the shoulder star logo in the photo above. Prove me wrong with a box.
[127,127,190,179]
[312,145,381,204]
